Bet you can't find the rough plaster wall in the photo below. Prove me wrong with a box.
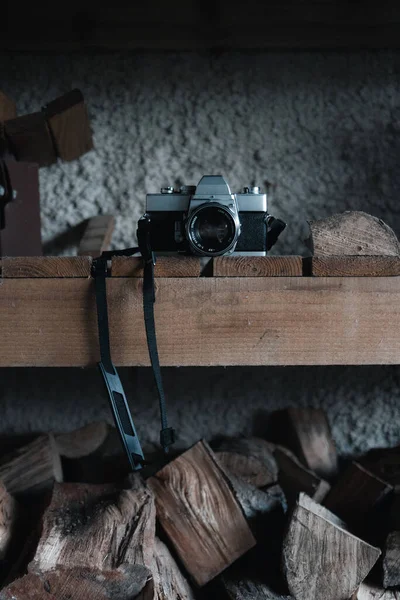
[1,51,400,457]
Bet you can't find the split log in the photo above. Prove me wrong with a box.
[0,91,16,121]
[0,483,17,562]
[30,478,155,574]
[4,112,57,166]
[0,434,63,496]
[152,537,196,600]
[282,493,381,600]
[305,211,400,256]
[0,564,150,600]
[269,408,338,479]
[383,531,400,588]
[213,436,278,487]
[274,446,330,505]
[45,89,94,161]
[356,582,400,599]
[323,461,392,526]
[55,422,130,483]
[148,440,256,586]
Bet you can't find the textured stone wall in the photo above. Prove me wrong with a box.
[1,51,400,457]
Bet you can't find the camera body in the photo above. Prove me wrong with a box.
[142,175,285,257]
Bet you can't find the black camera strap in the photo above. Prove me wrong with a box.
[92,217,175,471]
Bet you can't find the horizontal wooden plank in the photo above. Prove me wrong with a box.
[1,277,400,367]
[311,256,400,277]
[213,256,303,277]
[111,256,202,277]
[0,257,92,278]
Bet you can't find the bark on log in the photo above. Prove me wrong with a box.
[305,211,400,256]
[147,440,256,586]
[274,446,330,505]
[323,461,392,526]
[221,574,293,599]
[282,493,381,600]
[0,435,63,496]
[269,408,338,480]
[213,436,278,487]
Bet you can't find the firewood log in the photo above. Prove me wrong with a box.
[0,434,63,496]
[55,422,130,483]
[213,436,278,487]
[152,537,195,600]
[323,461,392,526]
[282,493,381,600]
[269,408,338,479]
[0,564,150,600]
[274,445,330,505]
[361,445,400,487]
[0,483,16,562]
[383,530,400,588]
[356,582,400,599]
[220,574,293,600]
[148,440,256,586]
[305,211,400,256]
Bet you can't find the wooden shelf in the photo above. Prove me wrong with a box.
[1,255,400,367]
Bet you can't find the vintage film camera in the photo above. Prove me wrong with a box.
[141,175,285,256]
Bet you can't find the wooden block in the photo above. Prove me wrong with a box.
[0,483,17,562]
[0,565,150,600]
[4,112,57,167]
[221,575,292,600]
[357,582,400,599]
[282,493,381,600]
[3,277,400,367]
[213,256,303,277]
[147,440,256,586]
[54,422,110,458]
[1,257,92,278]
[324,461,393,525]
[0,91,16,122]
[213,437,278,488]
[270,408,338,480]
[78,215,115,257]
[311,255,400,277]
[111,255,202,277]
[274,446,330,505]
[0,434,63,496]
[306,211,400,256]
[45,89,93,161]
[383,530,400,588]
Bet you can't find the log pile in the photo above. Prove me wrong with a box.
[0,408,399,599]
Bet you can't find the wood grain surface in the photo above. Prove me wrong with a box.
[46,95,93,162]
[78,215,115,258]
[4,112,56,167]
[152,537,196,599]
[0,434,63,496]
[213,437,278,488]
[147,440,256,586]
[383,531,400,588]
[282,493,381,600]
[312,256,400,277]
[213,256,303,277]
[111,256,202,277]
[2,276,400,366]
[306,211,400,256]
[0,257,92,278]
[357,582,400,599]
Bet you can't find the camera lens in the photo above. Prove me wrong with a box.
[187,205,238,256]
